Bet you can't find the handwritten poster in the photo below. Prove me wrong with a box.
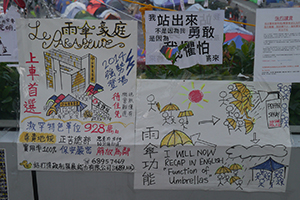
[145,10,224,68]
[0,6,19,62]
[134,79,291,192]
[254,8,300,83]
[17,19,137,172]
[0,149,8,200]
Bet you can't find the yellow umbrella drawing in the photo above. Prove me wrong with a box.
[160,130,193,147]
[156,102,161,111]
[215,166,232,174]
[178,110,194,123]
[230,176,241,184]
[244,118,255,134]
[226,118,237,130]
[160,103,180,113]
[234,82,251,97]
[230,163,243,171]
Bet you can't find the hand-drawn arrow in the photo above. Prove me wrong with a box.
[198,115,220,125]
[250,132,260,144]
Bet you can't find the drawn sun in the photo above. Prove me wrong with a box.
[179,82,210,109]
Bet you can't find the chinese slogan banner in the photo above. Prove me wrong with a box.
[254,8,300,83]
[145,10,224,68]
[0,6,19,62]
[17,19,137,172]
[135,79,291,192]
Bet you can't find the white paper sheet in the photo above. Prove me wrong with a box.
[254,8,300,83]
[17,19,137,172]
[135,79,291,192]
[145,10,224,68]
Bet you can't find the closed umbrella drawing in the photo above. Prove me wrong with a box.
[178,110,194,123]
[160,103,180,116]
[250,157,287,185]
[160,130,193,147]
[230,176,241,184]
[156,102,161,111]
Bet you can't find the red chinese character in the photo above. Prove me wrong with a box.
[27,65,39,81]
[112,92,120,101]
[114,147,122,156]
[26,52,39,81]
[96,147,104,155]
[122,147,130,156]
[25,52,39,64]
[115,110,121,118]
[24,98,41,114]
[106,124,113,133]
[113,102,121,109]
[28,83,38,97]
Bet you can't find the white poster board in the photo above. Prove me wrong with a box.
[135,79,291,192]
[17,19,137,172]
[0,6,19,62]
[254,8,300,82]
[145,10,224,68]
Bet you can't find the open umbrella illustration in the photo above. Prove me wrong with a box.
[178,110,194,123]
[244,118,255,134]
[215,166,232,186]
[230,163,243,175]
[160,130,193,147]
[230,176,241,184]
[226,118,237,130]
[215,166,232,174]
[161,103,180,117]
[230,163,243,171]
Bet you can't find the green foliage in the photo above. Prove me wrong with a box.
[138,34,255,81]
[0,63,19,119]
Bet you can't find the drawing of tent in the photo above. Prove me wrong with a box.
[160,130,193,147]
[250,157,288,185]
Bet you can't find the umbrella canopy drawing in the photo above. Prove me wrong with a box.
[250,157,287,184]
[230,163,243,171]
[160,130,193,147]
[160,103,180,116]
[178,110,194,123]
[230,176,241,184]
[215,166,232,174]
[226,118,237,130]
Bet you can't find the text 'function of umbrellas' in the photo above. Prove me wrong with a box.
[160,130,193,147]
